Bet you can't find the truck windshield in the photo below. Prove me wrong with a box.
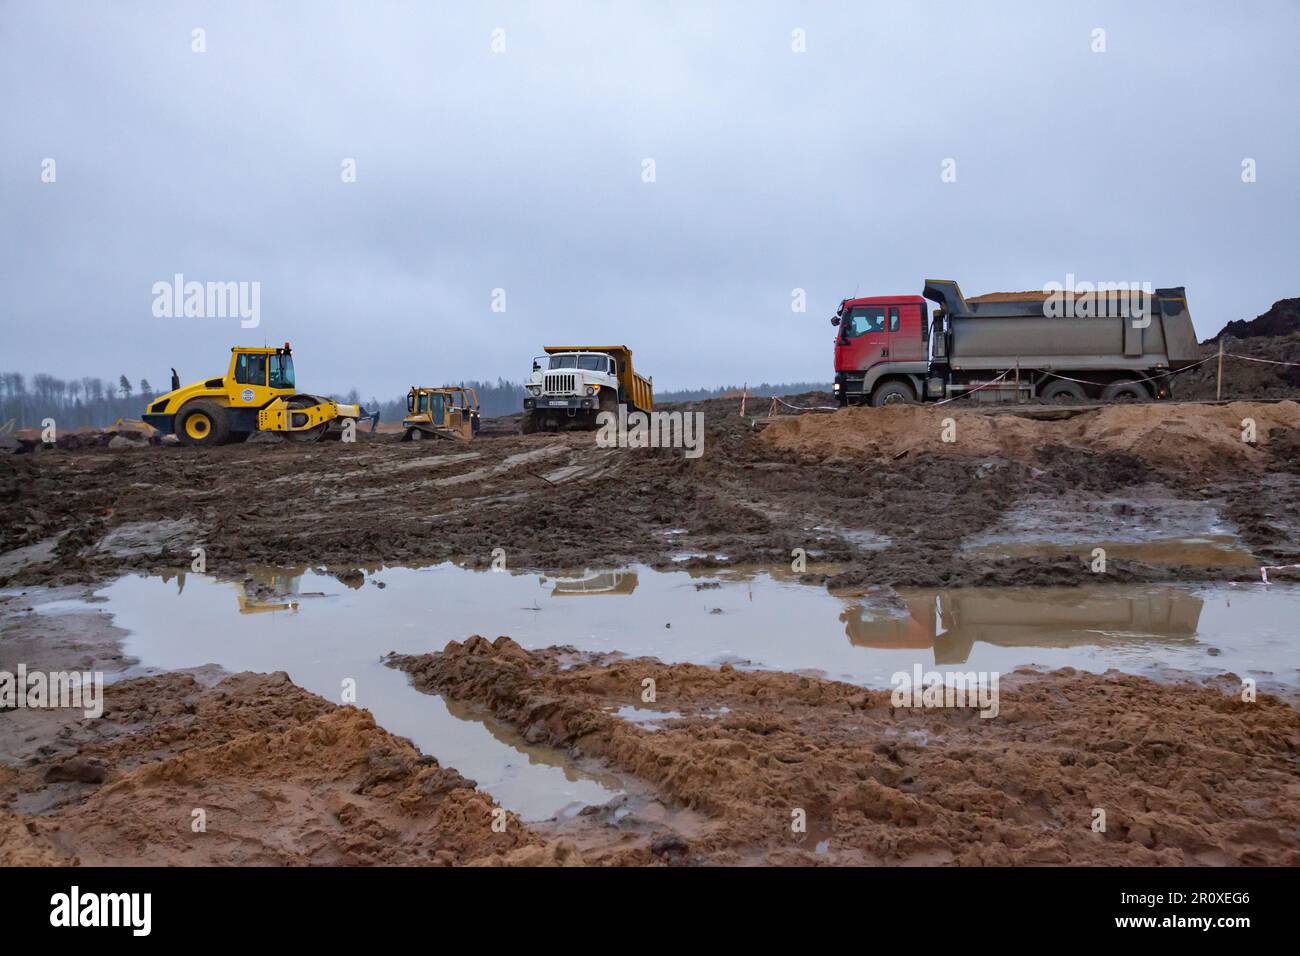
[843,307,886,339]
[549,354,607,371]
[269,354,295,389]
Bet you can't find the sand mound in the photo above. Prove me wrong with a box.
[1,671,553,866]
[761,400,1300,474]
[392,637,1300,866]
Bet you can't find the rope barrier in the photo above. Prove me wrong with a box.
[771,396,839,412]
[1261,564,1300,585]
[1225,353,1300,367]
[1035,352,1219,391]
[932,368,1014,405]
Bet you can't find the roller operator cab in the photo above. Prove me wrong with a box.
[831,279,1199,407]
[143,343,372,445]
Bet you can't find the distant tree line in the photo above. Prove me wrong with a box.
[1,370,829,430]
[0,372,159,430]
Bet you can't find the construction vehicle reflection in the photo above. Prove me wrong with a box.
[542,570,639,596]
[158,567,307,614]
[839,586,1204,665]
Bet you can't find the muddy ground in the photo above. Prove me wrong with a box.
[3,397,1299,590]
[3,397,1299,865]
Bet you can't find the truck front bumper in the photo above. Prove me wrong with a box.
[524,397,597,411]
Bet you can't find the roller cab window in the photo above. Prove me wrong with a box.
[269,354,295,389]
[234,353,268,386]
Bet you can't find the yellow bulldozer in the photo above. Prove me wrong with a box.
[142,343,377,446]
[401,386,480,441]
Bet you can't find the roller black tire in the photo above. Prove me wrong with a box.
[176,400,231,447]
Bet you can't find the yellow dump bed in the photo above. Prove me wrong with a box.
[543,345,653,412]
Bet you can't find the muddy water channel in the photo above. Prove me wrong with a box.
[88,563,1300,818]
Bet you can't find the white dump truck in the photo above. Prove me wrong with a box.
[521,345,653,433]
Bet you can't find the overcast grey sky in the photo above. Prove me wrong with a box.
[2,0,1297,398]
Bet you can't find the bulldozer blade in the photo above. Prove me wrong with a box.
[403,423,471,442]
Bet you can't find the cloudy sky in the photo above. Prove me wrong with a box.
[2,1,1297,398]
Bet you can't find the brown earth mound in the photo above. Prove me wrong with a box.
[1179,334,1300,400]
[391,636,1300,865]
[761,401,1300,474]
[0,671,565,866]
[1208,298,1300,342]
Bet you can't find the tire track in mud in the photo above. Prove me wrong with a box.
[389,636,1300,866]
[0,670,579,866]
[4,399,1299,587]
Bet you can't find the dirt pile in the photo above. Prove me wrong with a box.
[2,424,158,454]
[0,671,561,866]
[1178,334,1300,400]
[761,401,1300,474]
[391,637,1300,865]
[1207,297,1300,342]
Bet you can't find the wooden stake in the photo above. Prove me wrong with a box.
[1216,339,1224,401]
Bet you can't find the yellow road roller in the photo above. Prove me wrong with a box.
[142,343,376,446]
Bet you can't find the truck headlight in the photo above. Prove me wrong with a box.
[832,382,840,391]
[527,385,541,396]
[586,385,597,396]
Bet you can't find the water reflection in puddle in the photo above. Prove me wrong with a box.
[94,563,1300,817]
[964,535,1259,568]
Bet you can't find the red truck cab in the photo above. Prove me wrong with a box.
[832,294,930,405]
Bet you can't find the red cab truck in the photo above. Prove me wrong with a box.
[830,279,1199,406]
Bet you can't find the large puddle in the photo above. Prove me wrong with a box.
[87,564,1300,819]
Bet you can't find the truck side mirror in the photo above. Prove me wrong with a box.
[830,316,840,327]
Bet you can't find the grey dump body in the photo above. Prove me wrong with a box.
[923,279,1199,371]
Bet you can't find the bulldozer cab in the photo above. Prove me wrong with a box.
[402,386,480,441]
[408,389,446,420]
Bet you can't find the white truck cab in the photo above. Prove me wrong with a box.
[527,351,619,405]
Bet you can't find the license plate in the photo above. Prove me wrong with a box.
[547,400,569,407]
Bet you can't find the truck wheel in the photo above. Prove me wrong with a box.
[520,413,540,435]
[176,400,230,447]
[1039,380,1088,405]
[1101,380,1150,403]
[871,381,916,407]
[599,389,618,416]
